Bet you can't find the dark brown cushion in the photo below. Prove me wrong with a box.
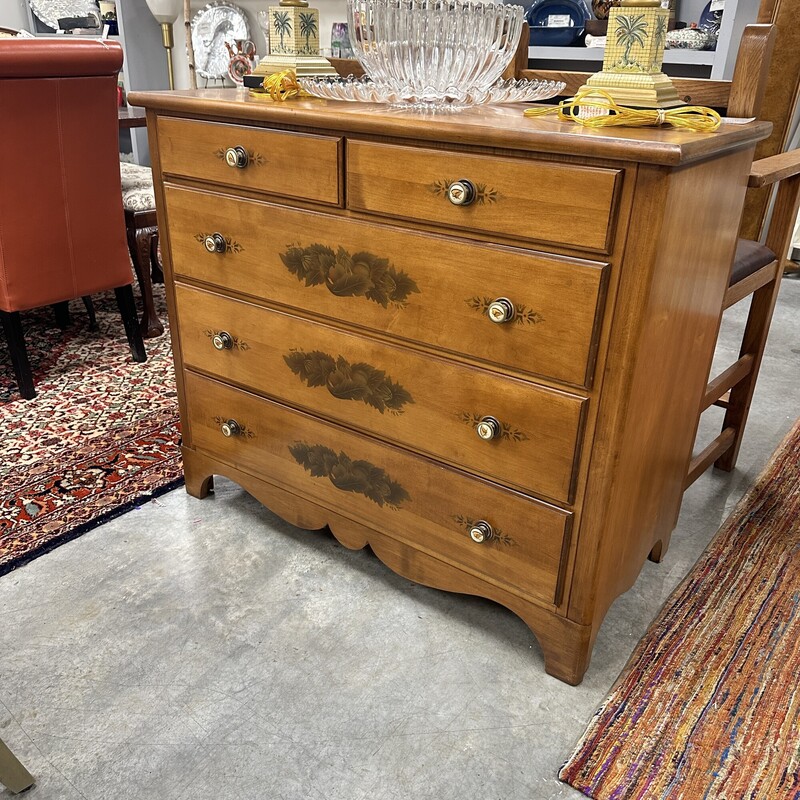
[729,238,776,287]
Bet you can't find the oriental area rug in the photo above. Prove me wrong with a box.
[0,286,182,577]
[560,416,800,799]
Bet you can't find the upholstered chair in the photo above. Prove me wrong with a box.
[0,38,145,400]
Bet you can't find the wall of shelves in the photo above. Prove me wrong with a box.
[22,0,169,164]
[527,0,762,80]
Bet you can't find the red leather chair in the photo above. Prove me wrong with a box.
[0,38,145,400]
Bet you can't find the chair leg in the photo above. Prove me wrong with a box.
[714,274,781,472]
[52,300,70,330]
[0,310,35,400]
[115,286,147,363]
[82,296,98,331]
[0,737,34,794]
[127,225,164,339]
[150,231,164,284]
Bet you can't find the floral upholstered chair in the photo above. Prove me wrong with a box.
[120,161,163,338]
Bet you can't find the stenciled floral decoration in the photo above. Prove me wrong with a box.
[452,515,516,546]
[289,442,410,509]
[465,297,544,325]
[458,412,529,442]
[214,147,267,166]
[429,179,499,204]
[194,233,244,254]
[284,350,413,414]
[280,243,420,308]
[213,416,256,438]
[204,330,250,350]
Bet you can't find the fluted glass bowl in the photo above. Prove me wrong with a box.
[321,0,538,109]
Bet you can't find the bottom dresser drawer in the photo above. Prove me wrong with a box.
[184,371,572,606]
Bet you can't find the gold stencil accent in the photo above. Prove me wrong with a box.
[452,515,516,546]
[284,350,413,414]
[213,416,256,437]
[465,297,544,325]
[194,233,244,254]
[429,179,499,204]
[289,442,410,509]
[213,148,267,166]
[280,243,420,308]
[204,330,250,350]
[457,412,529,442]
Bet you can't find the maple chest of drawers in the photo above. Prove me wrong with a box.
[130,89,769,684]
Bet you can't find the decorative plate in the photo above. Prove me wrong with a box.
[296,76,566,108]
[27,0,99,31]
[191,1,250,81]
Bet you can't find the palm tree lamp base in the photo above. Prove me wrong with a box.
[252,1,337,79]
[577,0,682,110]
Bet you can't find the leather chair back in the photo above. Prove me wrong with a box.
[0,39,132,312]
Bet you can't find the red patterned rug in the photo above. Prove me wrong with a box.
[0,285,182,576]
[560,416,800,799]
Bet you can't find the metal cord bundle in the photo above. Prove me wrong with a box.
[524,89,722,132]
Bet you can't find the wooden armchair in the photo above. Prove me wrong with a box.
[515,23,798,486]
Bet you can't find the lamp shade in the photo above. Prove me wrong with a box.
[144,0,181,23]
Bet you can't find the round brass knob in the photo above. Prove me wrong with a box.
[224,146,249,169]
[469,520,494,544]
[220,419,241,437]
[487,298,516,324]
[204,233,227,254]
[476,416,501,441]
[447,179,476,207]
[212,331,234,351]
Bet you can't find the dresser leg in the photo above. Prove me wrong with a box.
[648,530,672,563]
[182,447,215,498]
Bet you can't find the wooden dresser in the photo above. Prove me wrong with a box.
[129,89,770,684]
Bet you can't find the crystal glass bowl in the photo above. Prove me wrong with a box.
[344,0,525,108]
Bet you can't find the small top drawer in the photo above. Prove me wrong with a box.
[347,141,622,253]
[157,117,341,205]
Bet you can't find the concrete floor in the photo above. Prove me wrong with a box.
[1,275,799,800]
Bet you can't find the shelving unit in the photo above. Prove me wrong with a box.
[23,0,169,164]
[527,0,761,80]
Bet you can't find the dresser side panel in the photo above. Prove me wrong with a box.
[567,147,755,629]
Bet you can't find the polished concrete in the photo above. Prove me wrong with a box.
[1,275,798,800]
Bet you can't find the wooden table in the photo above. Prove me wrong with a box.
[129,88,771,684]
[118,106,147,129]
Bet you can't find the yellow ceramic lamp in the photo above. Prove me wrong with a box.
[251,0,336,79]
[578,0,682,109]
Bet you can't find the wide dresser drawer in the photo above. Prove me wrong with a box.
[183,371,571,606]
[166,186,608,387]
[347,140,623,253]
[175,284,586,504]
[157,117,341,205]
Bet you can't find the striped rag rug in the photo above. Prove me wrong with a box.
[560,416,800,799]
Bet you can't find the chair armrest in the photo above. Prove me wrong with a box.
[748,149,800,188]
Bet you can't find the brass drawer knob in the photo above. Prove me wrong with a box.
[224,146,249,169]
[469,520,494,544]
[487,297,516,324]
[447,179,476,207]
[220,418,241,437]
[476,416,501,441]
[212,331,234,351]
[204,233,227,253]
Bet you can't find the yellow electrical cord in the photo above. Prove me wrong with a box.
[249,69,311,101]
[524,89,721,132]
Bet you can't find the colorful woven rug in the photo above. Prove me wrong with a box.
[560,417,800,799]
[0,286,182,576]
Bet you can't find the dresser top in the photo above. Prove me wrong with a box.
[129,88,771,167]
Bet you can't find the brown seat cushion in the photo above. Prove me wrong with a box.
[729,238,776,286]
